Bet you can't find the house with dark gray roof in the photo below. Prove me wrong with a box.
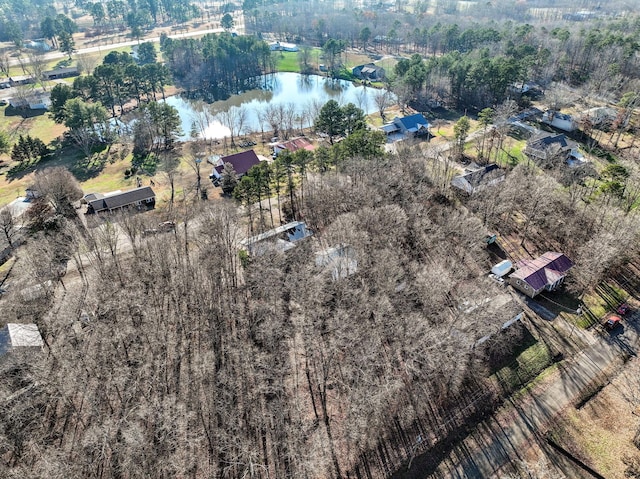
[451,163,505,195]
[86,186,156,214]
[508,252,573,298]
[352,63,385,81]
[43,66,79,80]
[524,132,578,165]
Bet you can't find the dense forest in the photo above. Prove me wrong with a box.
[2,0,640,477]
[248,1,640,110]
[160,33,274,99]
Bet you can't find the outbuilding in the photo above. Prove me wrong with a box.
[491,260,513,278]
[0,323,44,356]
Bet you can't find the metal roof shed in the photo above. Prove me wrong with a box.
[491,260,513,278]
[0,323,44,356]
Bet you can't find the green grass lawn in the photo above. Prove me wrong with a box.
[494,340,554,393]
[275,51,301,73]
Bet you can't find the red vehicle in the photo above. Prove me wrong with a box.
[604,314,622,331]
[617,303,630,315]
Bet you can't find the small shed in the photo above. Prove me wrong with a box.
[491,260,513,278]
[0,323,44,356]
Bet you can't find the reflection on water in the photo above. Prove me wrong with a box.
[162,72,382,140]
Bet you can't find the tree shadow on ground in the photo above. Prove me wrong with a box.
[68,150,110,182]
[4,140,110,182]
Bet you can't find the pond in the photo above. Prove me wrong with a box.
[163,72,385,140]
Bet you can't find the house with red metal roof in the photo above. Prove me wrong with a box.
[273,137,315,157]
[508,252,573,298]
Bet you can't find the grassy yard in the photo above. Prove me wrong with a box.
[274,51,301,73]
[494,340,554,393]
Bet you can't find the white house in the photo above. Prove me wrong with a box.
[268,42,298,52]
[240,221,313,256]
[542,110,577,132]
[491,260,513,278]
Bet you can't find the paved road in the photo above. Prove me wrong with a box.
[429,312,640,478]
[7,26,228,68]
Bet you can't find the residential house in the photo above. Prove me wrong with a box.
[211,150,262,180]
[273,137,315,157]
[524,132,578,165]
[508,81,543,99]
[0,323,44,356]
[508,252,573,298]
[9,94,51,110]
[86,186,156,214]
[25,39,50,51]
[9,75,35,87]
[268,41,298,52]
[579,107,619,128]
[315,244,358,281]
[240,221,313,256]
[352,63,386,81]
[380,113,430,138]
[42,66,79,81]
[451,163,505,195]
[542,110,577,132]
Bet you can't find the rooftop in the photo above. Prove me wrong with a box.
[395,113,429,132]
[510,252,573,291]
[87,186,155,212]
[215,150,261,176]
[0,323,44,355]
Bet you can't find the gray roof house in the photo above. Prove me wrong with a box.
[451,163,505,195]
[240,221,313,256]
[352,63,385,81]
[43,66,79,80]
[524,133,578,165]
[0,323,44,356]
[86,186,156,214]
[9,94,51,110]
[9,75,35,87]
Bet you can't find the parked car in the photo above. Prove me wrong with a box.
[488,273,505,285]
[158,221,176,232]
[143,221,176,237]
[617,303,630,315]
[604,314,622,331]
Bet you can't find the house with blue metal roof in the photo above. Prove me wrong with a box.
[381,113,430,139]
